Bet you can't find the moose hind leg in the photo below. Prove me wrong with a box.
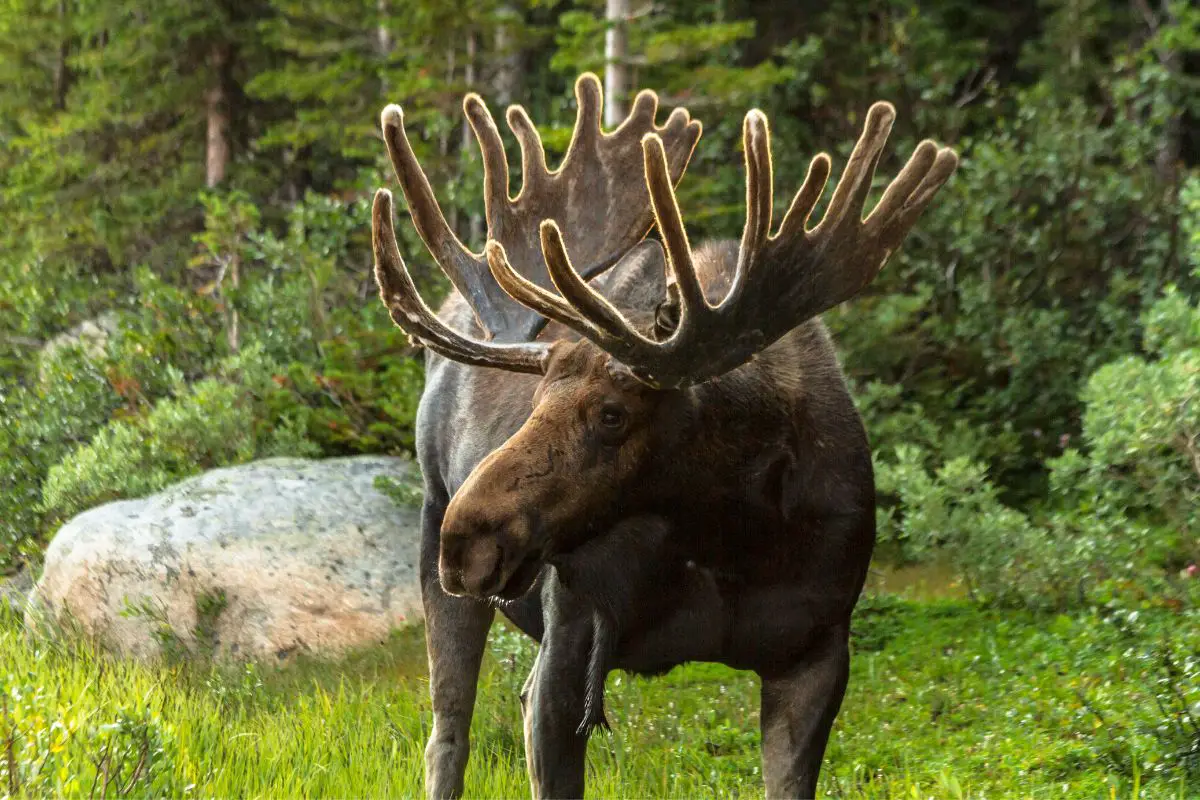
[421,496,495,800]
[758,624,851,800]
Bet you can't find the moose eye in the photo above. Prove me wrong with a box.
[599,404,626,429]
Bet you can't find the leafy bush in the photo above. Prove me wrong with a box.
[876,270,1200,607]
[0,189,425,569]
[835,79,1186,498]
[0,347,122,569]
[0,672,181,798]
[875,445,1059,605]
[39,376,259,525]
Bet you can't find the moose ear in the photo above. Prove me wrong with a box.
[653,283,681,341]
[605,359,649,392]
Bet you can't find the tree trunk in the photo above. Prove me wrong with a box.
[205,41,232,188]
[494,5,522,107]
[52,0,70,110]
[376,0,391,96]
[462,31,484,246]
[205,39,236,349]
[604,0,629,127]
[376,0,391,58]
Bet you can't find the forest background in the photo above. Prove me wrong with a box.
[0,0,1198,796]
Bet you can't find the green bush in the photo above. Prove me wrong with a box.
[39,377,258,525]
[0,189,425,569]
[876,272,1200,608]
[1049,285,1200,566]
[34,322,427,529]
[0,347,122,569]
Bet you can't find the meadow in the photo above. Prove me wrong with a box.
[4,586,1196,799]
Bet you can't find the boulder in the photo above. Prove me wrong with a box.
[29,456,424,662]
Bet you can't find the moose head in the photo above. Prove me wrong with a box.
[372,75,957,599]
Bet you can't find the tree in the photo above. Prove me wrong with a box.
[604,0,629,125]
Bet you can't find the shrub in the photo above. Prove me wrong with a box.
[1048,283,1200,571]
[39,377,258,525]
[874,445,1065,606]
[0,673,181,797]
[876,275,1200,608]
[0,347,122,569]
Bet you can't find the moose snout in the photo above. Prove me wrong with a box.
[439,532,508,597]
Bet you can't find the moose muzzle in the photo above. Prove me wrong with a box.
[439,495,541,598]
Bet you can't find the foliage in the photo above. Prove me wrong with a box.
[875,274,1200,607]
[0,0,1197,605]
[39,376,260,526]
[0,348,123,569]
[0,190,423,570]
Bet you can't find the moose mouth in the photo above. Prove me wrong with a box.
[493,548,545,600]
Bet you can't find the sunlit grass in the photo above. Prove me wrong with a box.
[0,597,1194,798]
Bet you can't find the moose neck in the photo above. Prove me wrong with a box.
[633,367,802,523]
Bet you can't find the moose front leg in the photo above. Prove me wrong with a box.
[420,496,496,800]
[758,624,851,800]
[521,573,596,799]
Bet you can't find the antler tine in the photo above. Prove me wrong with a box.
[882,147,960,248]
[380,105,473,270]
[538,221,654,346]
[484,241,599,336]
[642,134,708,323]
[775,153,832,242]
[521,102,957,389]
[620,89,660,133]
[865,139,938,227]
[464,94,512,217]
[506,105,548,197]
[737,110,773,276]
[815,102,896,232]
[569,73,603,149]
[372,190,548,374]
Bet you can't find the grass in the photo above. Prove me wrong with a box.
[0,594,1196,798]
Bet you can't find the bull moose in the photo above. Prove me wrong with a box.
[370,73,957,799]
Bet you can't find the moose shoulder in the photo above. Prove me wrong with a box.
[370,73,957,799]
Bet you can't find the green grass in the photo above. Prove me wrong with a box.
[1,596,1196,798]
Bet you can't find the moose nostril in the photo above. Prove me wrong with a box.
[460,537,505,596]
[476,557,506,597]
[438,534,473,595]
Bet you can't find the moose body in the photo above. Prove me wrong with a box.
[369,74,956,798]
[418,249,875,796]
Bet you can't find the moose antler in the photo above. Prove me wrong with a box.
[373,73,703,352]
[486,102,959,387]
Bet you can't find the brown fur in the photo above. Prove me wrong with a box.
[379,79,958,800]
[416,241,874,799]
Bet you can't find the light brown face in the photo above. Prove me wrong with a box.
[438,339,663,598]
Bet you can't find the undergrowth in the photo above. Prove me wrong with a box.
[0,596,1195,798]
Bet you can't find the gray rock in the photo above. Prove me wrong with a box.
[29,456,424,662]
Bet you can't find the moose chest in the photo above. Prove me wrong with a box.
[531,506,852,678]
